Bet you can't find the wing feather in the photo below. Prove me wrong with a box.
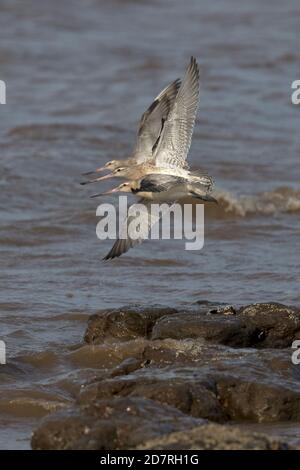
[103,199,170,260]
[154,57,200,169]
[133,79,181,164]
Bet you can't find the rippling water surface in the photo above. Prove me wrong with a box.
[0,0,300,449]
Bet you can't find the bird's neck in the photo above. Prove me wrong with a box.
[131,187,140,194]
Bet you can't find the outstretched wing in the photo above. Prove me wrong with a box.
[154,57,200,170]
[133,79,181,164]
[103,199,170,260]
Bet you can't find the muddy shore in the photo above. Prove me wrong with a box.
[31,302,300,450]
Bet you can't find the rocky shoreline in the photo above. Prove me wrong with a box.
[31,302,300,450]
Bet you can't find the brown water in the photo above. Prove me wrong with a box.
[0,0,300,449]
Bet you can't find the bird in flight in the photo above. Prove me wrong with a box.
[82,77,181,176]
[83,57,216,260]
[93,173,217,260]
[82,57,210,185]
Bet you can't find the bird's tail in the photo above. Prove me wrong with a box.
[190,190,218,204]
[189,170,214,191]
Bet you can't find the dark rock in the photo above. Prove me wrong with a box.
[31,302,300,450]
[84,303,300,349]
[31,409,98,450]
[31,397,203,450]
[110,357,145,377]
[238,303,300,348]
[137,423,295,450]
[152,303,300,348]
[151,312,246,346]
[84,306,178,344]
[78,339,300,424]
[209,305,237,315]
[216,378,300,422]
[79,372,225,422]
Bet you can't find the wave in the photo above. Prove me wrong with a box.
[209,186,300,217]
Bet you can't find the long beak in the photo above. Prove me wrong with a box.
[80,173,114,186]
[90,187,120,198]
[82,166,106,176]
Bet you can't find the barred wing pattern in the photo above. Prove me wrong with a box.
[154,57,200,169]
[133,79,181,164]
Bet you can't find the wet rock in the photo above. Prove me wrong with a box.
[151,313,244,346]
[78,339,300,424]
[209,305,237,315]
[216,378,300,422]
[137,423,295,450]
[84,306,178,344]
[238,303,300,348]
[110,357,145,377]
[79,372,225,422]
[67,339,147,369]
[152,303,300,348]
[31,397,203,450]
[84,302,300,349]
[31,302,300,450]
[31,409,96,450]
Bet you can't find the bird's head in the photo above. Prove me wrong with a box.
[82,166,129,184]
[82,159,122,177]
[114,182,133,193]
[90,182,133,198]
[104,160,123,171]
[112,166,130,177]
